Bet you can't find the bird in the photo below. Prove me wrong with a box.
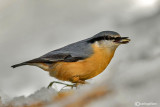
[11,31,130,88]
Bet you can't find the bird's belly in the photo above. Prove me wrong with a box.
[49,45,114,81]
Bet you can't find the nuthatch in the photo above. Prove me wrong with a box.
[12,31,130,88]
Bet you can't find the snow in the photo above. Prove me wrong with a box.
[3,87,57,107]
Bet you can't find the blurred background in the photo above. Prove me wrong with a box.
[0,0,160,106]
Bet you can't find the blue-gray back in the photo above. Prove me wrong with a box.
[38,38,93,62]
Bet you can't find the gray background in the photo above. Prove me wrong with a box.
[0,0,160,105]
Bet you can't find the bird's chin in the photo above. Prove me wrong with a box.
[114,37,130,44]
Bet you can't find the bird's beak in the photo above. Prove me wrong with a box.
[114,37,130,44]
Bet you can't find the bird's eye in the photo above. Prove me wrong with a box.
[103,35,115,40]
[104,35,108,40]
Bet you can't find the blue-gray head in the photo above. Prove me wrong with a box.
[87,31,130,49]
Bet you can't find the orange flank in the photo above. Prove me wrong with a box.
[48,43,116,83]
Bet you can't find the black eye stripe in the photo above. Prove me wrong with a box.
[104,36,117,40]
[87,35,119,43]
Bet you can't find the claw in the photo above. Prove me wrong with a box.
[47,81,77,89]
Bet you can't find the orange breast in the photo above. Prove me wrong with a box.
[49,44,115,81]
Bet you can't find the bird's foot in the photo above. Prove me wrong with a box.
[47,81,77,89]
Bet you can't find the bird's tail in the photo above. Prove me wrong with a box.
[11,58,39,68]
[11,58,52,68]
[11,62,29,68]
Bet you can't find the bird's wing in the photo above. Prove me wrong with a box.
[21,53,85,64]
[40,52,85,62]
